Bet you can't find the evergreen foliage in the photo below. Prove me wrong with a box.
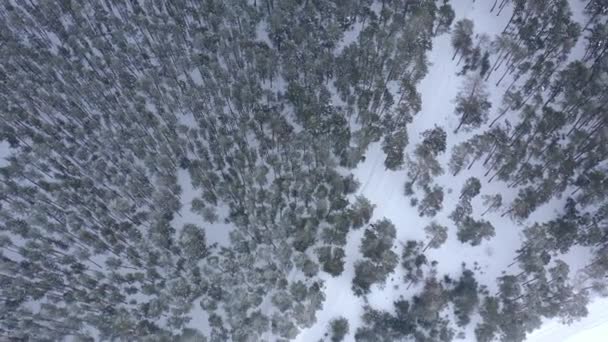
[0,0,607,341]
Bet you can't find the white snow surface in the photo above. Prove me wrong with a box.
[173,0,606,340]
[293,0,607,341]
[1,0,603,341]
[529,296,608,342]
[0,141,11,167]
[175,169,233,247]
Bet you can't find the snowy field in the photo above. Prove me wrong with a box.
[0,0,605,341]
[294,0,608,341]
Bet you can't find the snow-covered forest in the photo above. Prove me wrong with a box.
[1,0,608,341]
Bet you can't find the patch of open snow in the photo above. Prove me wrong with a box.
[174,169,233,247]
[0,141,10,167]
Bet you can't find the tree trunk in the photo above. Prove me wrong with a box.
[489,104,512,127]
[486,49,507,81]
[502,10,517,34]
[483,142,500,166]
[496,64,513,86]
[456,53,465,66]
[454,116,467,133]
[422,239,434,253]
[496,0,509,16]
[467,154,481,170]
[452,47,460,61]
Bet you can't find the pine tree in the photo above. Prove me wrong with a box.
[454,75,492,133]
[460,177,482,200]
[481,194,503,216]
[328,317,349,342]
[435,2,455,36]
[423,222,448,252]
[451,19,475,62]
[456,217,496,246]
[352,219,398,296]
[450,269,479,327]
[418,185,445,218]
[406,126,447,193]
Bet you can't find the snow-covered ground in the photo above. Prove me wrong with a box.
[296,0,607,341]
[174,169,233,247]
[2,1,603,340]
[529,296,608,342]
[0,141,10,167]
